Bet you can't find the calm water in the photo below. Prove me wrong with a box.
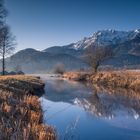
[39,75,140,140]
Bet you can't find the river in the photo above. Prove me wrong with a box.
[39,75,140,140]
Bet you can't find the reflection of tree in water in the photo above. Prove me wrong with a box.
[44,79,92,102]
[52,79,66,92]
[74,87,140,119]
[44,79,140,119]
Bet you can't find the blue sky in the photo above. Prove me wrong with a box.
[5,0,140,51]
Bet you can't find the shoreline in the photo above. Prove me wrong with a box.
[0,75,56,140]
[63,70,140,92]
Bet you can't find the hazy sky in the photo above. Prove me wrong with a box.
[5,0,140,51]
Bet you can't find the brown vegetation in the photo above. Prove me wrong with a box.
[63,71,91,81]
[90,70,140,91]
[94,84,140,101]
[63,70,140,92]
[0,75,56,140]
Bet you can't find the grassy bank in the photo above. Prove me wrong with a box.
[90,70,140,91]
[63,72,91,81]
[0,75,56,140]
[63,70,140,92]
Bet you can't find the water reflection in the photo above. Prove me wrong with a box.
[43,79,140,120]
[40,77,140,140]
[43,79,92,103]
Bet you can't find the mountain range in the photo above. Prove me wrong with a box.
[1,29,140,73]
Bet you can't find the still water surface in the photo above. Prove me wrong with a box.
[39,75,140,140]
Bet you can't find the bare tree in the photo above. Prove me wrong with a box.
[85,46,113,72]
[0,0,14,75]
[54,63,65,75]
[0,25,16,75]
[0,0,7,25]
[14,65,22,73]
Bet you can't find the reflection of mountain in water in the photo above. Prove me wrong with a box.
[44,79,140,120]
[74,90,140,120]
[44,79,93,103]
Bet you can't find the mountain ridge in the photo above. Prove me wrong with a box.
[1,29,140,73]
[68,29,140,50]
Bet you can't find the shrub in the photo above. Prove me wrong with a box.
[54,63,65,75]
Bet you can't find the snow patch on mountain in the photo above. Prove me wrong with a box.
[71,29,140,50]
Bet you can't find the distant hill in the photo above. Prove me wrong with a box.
[1,29,140,73]
[3,48,87,73]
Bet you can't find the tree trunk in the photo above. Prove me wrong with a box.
[2,54,5,75]
[94,66,98,73]
[2,42,5,75]
[93,62,99,73]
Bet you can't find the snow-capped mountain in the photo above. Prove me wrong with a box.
[71,29,140,50]
[2,29,140,73]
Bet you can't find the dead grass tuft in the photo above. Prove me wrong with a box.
[63,70,140,92]
[90,70,140,91]
[63,71,91,81]
[0,75,56,140]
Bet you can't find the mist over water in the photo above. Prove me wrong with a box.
[39,75,140,140]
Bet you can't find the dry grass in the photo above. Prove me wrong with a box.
[94,84,140,101]
[63,70,140,92]
[63,72,90,81]
[0,75,56,140]
[90,70,140,91]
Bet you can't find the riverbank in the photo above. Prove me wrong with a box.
[63,70,140,92]
[0,75,56,140]
[63,71,91,81]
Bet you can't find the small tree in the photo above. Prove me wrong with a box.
[54,63,65,75]
[14,65,22,73]
[0,25,16,75]
[85,46,113,73]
